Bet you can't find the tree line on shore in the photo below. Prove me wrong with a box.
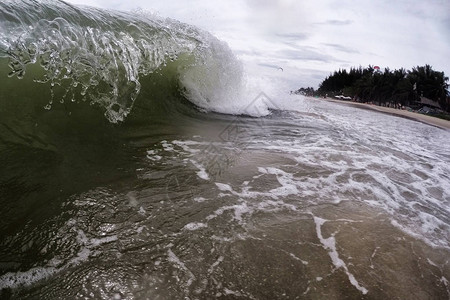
[293,65,450,112]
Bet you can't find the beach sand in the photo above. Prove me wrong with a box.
[313,97,450,130]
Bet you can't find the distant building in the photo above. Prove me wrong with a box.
[420,96,441,109]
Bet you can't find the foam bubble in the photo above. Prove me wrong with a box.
[189,159,210,180]
[183,222,208,231]
[0,266,57,290]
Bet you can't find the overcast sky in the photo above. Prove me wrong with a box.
[65,0,450,90]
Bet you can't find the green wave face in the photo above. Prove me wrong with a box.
[0,0,242,223]
[0,0,242,123]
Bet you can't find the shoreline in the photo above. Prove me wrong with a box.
[311,97,450,130]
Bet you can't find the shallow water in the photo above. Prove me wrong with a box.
[1,97,449,299]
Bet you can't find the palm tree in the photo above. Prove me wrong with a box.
[408,65,449,105]
[314,64,449,111]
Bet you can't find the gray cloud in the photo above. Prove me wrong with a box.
[275,33,309,41]
[258,63,283,70]
[323,43,359,54]
[276,48,341,64]
[275,32,310,49]
[318,19,353,26]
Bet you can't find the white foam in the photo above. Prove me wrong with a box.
[289,253,308,265]
[189,159,210,180]
[223,288,243,296]
[205,203,251,224]
[441,276,449,289]
[146,98,450,252]
[147,155,162,161]
[138,206,146,215]
[161,141,174,152]
[239,111,450,250]
[231,202,251,222]
[215,167,300,200]
[0,211,121,290]
[0,266,57,289]
[215,182,233,192]
[313,216,368,295]
[183,222,208,231]
[167,249,196,288]
[89,235,118,248]
[0,243,96,290]
[148,140,214,181]
[193,197,207,202]
[207,256,224,274]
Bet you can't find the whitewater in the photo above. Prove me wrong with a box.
[0,1,449,299]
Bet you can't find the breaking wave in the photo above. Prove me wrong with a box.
[0,0,249,124]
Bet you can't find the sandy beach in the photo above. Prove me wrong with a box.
[313,97,450,130]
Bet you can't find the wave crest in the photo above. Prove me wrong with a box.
[0,0,243,122]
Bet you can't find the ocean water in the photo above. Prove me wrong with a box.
[0,1,449,299]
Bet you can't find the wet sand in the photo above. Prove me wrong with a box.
[313,97,450,130]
